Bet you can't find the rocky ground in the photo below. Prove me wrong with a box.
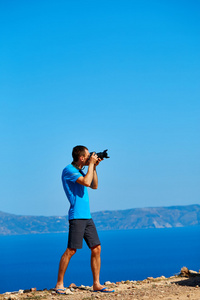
[1,268,200,300]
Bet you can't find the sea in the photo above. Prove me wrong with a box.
[0,226,199,294]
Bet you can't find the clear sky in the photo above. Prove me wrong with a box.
[0,0,199,216]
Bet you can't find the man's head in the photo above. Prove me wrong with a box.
[72,145,90,165]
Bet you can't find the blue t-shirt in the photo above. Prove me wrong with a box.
[62,164,91,220]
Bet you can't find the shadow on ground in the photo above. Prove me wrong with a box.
[174,275,200,287]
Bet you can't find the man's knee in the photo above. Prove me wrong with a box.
[91,244,101,256]
[66,248,77,257]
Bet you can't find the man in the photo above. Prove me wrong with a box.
[55,145,114,294]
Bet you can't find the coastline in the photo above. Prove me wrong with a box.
[1,268,200,300]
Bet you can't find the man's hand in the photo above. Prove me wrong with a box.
[94,157,103,168]
[89,152,98,165]
[90,153,103,168]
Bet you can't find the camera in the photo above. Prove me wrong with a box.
[90,149,110,160]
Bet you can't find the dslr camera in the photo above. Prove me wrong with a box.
[90,149,110,160]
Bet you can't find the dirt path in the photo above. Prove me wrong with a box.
[1,270,200,300]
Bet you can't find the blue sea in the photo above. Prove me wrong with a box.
[0,226,199,294]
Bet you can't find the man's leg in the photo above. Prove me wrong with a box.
[91,245,114,292]
[55,248,76,289]
[91,245,102,290]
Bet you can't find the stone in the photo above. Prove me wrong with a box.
[104,281,112,285]
[180,267,190,277]
[65,289,73,295]
[4,292,11,295]
[125,280,130,284]
[30,288,37,292]
[69,283,76,288]
[23,289,31,293]
[189,269,198,275]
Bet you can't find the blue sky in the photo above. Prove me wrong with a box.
[0,0,199,216]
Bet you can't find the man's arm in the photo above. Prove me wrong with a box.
[76,153,98,187]
[90,157,102,189]
[90,167,98,189]
[76,155,102,189]
[76,163,95,187]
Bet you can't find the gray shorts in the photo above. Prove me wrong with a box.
[68,218,101,249]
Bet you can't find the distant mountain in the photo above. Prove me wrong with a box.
[92,204,200,230]
[0,204,199,236]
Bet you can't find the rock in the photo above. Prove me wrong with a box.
[30,288,37,292]
[65,289,73,295]
[147,277,154,280]
[104,281,112,285]
[189,270,198,275]
[18,290,24,294]
[23,289,31,293]
[3,292,11,295]
[125,280,130,284]
[180,267,190,277]
[154,276,166,281]
[69,283,76,288]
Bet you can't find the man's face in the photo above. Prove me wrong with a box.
[82,149,90,166]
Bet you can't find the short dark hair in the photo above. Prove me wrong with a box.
[72,145,88,162]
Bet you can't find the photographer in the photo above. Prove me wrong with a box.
[55,145,114,294]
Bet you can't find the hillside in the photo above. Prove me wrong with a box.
[0,204,199,235]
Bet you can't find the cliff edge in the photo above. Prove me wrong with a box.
[1,268,200,300]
